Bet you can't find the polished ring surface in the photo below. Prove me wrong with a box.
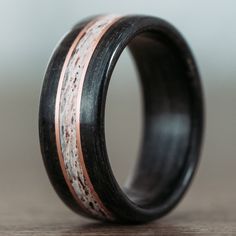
[39,14,204,223]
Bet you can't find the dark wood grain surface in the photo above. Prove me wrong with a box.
[0,84,235,233]
[0,154,235,235]
[0,197,235,236]
[0,79,234,235]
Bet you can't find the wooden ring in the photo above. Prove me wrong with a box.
[39,14,204,223]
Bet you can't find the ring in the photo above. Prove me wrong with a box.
[39,14,204,223]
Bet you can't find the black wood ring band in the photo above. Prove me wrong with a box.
[39,14,204,223]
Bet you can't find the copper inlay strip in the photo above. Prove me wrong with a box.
[55,15,122,220]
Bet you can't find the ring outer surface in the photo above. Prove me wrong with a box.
[39,14,204,223]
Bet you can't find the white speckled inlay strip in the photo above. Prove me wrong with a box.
[55,15,121,220]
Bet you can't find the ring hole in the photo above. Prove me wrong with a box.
[105,32,194,209]
[105,48,143,187]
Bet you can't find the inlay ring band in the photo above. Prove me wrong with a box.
[39,14,204,223]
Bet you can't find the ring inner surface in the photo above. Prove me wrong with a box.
[122,32,192,209]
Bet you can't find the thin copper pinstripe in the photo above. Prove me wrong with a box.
[55,15,122,219]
